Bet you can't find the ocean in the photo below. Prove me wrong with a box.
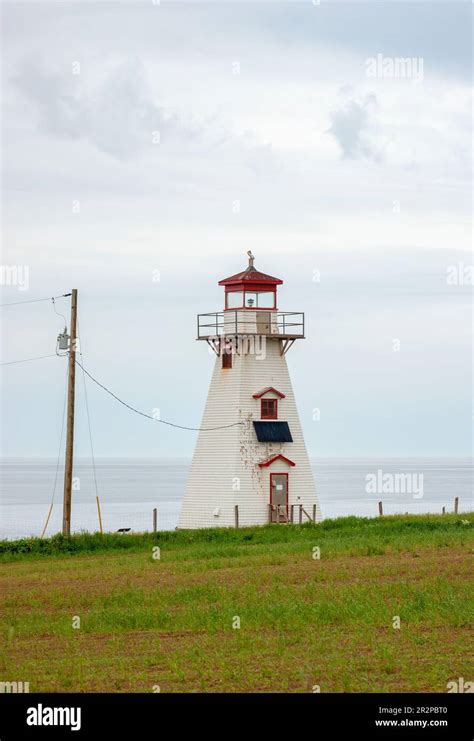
[0,457,472,540]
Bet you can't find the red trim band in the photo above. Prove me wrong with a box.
[259,454,296,468]
[253,387,286,399]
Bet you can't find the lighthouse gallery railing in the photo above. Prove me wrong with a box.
[197,311,305,340]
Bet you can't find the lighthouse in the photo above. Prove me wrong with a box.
[178,254,320,529]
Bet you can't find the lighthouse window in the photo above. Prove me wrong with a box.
[226,291,243,309]
[225,290,276,310]
[245,291,275,309]
[222,351,232,369]
[256,292,275,309]
[261,398,278,419]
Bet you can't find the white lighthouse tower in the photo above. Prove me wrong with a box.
[178,254,320,529]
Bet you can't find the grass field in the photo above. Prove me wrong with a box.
[0,514,473,693]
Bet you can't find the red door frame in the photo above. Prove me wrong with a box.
[270,472,289,520]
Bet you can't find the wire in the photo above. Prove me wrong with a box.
[0,293,71,307]
[75,358,245,431]
[51,297,68,328]
[0,354,57,366]
[40,361,69,538]
[77,316,99,502]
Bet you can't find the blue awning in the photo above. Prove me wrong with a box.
[253,421,293,443]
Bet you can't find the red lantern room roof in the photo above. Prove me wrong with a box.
[218,252,283,287]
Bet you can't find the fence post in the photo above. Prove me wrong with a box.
[234,504,239,529]
[268,504,273,524]
[442,506,445,515]
[378,501,383,517]
[312,504,317,522]
[153,508,157,533]
[290,504,294,523]
[454,497,459,514]
[299,504,303,524]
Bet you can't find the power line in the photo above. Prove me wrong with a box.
[41,362,68,539]
[75,358,245,432]
[0,354,58,366]
[0,293,71,307]
[2,288,242,431]
[77,316,99,502]
[51,297,68,327]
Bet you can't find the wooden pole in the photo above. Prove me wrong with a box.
[312,504,317,522]
[290,504,294,523]
[299,504,303,524]
[234,504,239,529]
[442,506,445,515]
[153,508,157,533]
[454,497,459,514]
[62,289,77,536]
[96,496,103,534]
[378,501,383,517]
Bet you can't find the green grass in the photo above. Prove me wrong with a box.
[0,512,471,561]
[0,513,473,692]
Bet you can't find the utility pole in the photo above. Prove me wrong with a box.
[62,289,77,535]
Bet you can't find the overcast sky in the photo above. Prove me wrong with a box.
[1,1,472,459]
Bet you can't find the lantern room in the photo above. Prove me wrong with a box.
[196,252,305,350]
[218,251,282,311]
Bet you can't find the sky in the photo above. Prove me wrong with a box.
[0,0,472,459]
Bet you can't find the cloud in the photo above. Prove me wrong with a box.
[12,56,183,160]
[10,54,283,189]
[328,91,384,163]
[2,3,471,459]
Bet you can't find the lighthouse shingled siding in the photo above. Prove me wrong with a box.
[178,339,320,529]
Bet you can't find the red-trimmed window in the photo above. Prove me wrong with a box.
[225,290,276,310]
[222,351,232,369]
[261,398,278,419]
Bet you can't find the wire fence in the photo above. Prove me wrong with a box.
[0,496,468,541]
[0,502,181,540]
[176,503,321,531]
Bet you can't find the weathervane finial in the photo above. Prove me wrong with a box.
[247,250,255,268]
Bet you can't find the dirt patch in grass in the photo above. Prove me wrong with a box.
[4,623,471,693]
[1,546,470,600]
